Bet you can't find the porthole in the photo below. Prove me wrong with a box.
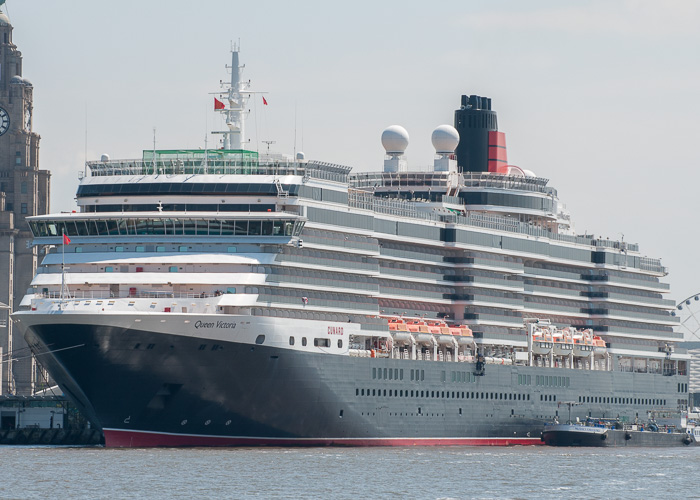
[181,420,188,425]
[225,420,232,426]
[205,420,211,426]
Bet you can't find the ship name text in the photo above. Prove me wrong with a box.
[194,320,237,330]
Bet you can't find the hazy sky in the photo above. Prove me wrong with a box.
[5,0,700,332]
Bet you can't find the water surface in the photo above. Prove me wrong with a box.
[0,445,697,499]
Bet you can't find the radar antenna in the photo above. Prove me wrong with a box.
[262,140,276,154]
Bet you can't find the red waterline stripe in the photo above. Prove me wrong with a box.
[103,429,543,448]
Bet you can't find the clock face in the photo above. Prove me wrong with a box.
[0,107,9,136]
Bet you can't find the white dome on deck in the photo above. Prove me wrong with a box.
[431,125,459,154]
[381,125,409,154]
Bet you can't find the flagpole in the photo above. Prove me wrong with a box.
[61,229,65,302]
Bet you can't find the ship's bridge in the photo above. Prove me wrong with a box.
[78,149,352,213]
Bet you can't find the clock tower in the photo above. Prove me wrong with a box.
[0,7,51,395]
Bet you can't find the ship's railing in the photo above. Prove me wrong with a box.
[86,158,351,183]
[349,171,553,195]
[35,291,224,300]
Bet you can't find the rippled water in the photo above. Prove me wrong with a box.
[0,445,698,499]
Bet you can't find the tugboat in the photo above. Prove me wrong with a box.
[542,407,698,447]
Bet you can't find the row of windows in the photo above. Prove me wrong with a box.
[2,202,28,214]
[288,336,342,348]
[0,180,28,193]
[517,374,531,385]
[459,192,553,212]
[83,203,277,213]
[450,371,476,383]
[356,388,532,402]
[133,342,223,351]
[76,182,299,197]
[536,375,570,388]
[578,396,667,406]
[372,367,403,381]
[31,218,303,238]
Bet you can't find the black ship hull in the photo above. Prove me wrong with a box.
[22,318,686,448]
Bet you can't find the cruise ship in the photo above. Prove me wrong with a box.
[12,48,690,447]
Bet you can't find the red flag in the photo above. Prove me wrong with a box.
[262,96,268,105]
[63,234,71,245]
[214,98,225,110]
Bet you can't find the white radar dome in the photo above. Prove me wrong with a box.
[381,125,409,154]
[296,151,305,160]
[522,169,537,178]
[431,125,460,154]
[100,154,110,162]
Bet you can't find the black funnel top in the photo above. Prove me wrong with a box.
[454,95,498,173]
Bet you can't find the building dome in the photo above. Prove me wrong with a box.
[22,77,32,87]
[10,75,23,85]
[431,125,460,154]
[0,12,10,27]
[381,125,409,155]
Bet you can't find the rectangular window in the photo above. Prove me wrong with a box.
[115,246,124,252]
[169,266,178,272]
[227,246,237,253]
[313,338,330,347]
[226,287,236,294]
[75,247,83,253]
[136,246,145,252]
[156,246,166,252]
[105,266,113,272]
[20,203,28,214]
[179,246,188,252]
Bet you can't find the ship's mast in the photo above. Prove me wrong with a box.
[218,43,249,150]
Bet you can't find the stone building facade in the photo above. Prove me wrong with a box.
[0,10,51,394]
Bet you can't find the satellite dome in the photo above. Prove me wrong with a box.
[381,125,409,154]
[431,125,460,154]
[507,166,525,177]
[100,154,110,162]
[522,169,537,178]
[296,151,305,160]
